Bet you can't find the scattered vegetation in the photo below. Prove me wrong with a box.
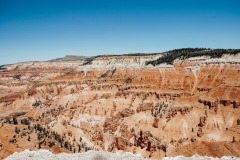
[96,52,160,58]
[98,70,110,79]
[13,75,21,80]
[124,76,135,85]
[82,57,95,65]
[13,117,18,125]
[151,102,169,118]
[146,48,240,66]
[15,126,20,134]
[0,65,6,71]
[21,118,30,125]
[32,99,42,107]
[110,68,117,78]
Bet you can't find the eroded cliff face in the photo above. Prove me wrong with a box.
[0,52,240,159]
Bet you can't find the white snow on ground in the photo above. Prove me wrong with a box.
[5,150,240,160]
[163,155,240,160]
[5,149,146,160]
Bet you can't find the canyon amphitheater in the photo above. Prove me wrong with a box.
[0,48,240,159]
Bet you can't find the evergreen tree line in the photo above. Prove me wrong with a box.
[146,48,240,66]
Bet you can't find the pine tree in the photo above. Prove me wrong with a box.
[15,126,19,134]
[13,117,18,125]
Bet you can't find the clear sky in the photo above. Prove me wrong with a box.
[0,0,240,65]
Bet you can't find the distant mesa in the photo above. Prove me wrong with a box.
[49,55,95,62]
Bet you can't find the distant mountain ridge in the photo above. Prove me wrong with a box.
[49,48,240,65]
[49,55,95,62]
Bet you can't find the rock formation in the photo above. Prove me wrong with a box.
[0,48,240,159]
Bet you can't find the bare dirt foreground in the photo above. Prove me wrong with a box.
[0,49,240,159]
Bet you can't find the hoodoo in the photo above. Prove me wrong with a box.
[0,48,240,159]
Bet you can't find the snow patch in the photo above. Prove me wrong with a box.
[5,149,146,160]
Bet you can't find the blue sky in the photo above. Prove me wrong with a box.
[0,0,240,65]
